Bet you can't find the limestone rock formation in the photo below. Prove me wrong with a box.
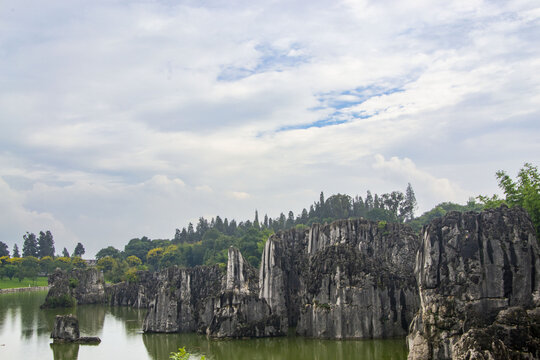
[205,247,284,338]
[142,265,224,333]
[407,206,540,359]
[51,315,101,344]
[43,268,105,307]
[51,315,80,342]
[259,219,420,339]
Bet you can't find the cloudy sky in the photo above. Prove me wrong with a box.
[1,0,539,256]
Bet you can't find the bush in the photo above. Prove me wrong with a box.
[42,294,76,308]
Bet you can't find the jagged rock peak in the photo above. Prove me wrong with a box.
[408,206,540,360]
[226,246,258,294]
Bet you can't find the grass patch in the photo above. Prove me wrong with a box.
[0,277,48,289]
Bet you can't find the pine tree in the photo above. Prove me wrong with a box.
[365,191,374,210]
[254,210,260,229]
[400,183,417,221]
[0,241,8,257]
[12,244,20,257]
[62,247,70,257]
[38,230,55,258]
[22,232,39,257]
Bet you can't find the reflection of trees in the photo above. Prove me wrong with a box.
[50,342,79,360]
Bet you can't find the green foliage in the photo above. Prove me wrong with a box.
[169,347,205,360]
[37,230,55,258]
[377,220,387,230]
[0,241,8,257]
[20,256,40,281]
[22,232,39,257]
[124,267,139,283]
[43,294,76,308]
[39,256,55,276]
[71,256,87,269]
[479,163,540,236]
[54,257,72,271]
[96,246,121,260]
[0,276,48,289]
[126,255,142,267]
[95,185,421,272]
[73,242,85,257]
[408,199,483,232]
[69,278,79,289]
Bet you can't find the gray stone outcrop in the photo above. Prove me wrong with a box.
[204,247,284,338]
[51,314,101,344]
[407,206,540,359]
[142,265,224,333]
[259,219,420,339]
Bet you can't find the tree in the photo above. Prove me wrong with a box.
[73,242,85,257]
[126,255,142,267]
[479,163,540,236]
[254,210,260,229]
[20,256,39,282]
[96,246,121,260]
[54,257,72,271]
[22,232,39,257]
[37,230,55,258]
[39,256,55,276]
[400,183,417,222]
[146,248,164,271]
[72,257,87,269]
[62,247,70,257]
[12,244,20,258]
[97,256,117,274]
[365,191,374,210]
[0,241,8,257]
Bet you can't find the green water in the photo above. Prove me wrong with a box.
[0,291,408,360]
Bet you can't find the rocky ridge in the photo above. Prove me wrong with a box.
[407,206,540,359]
[43,206,540,357]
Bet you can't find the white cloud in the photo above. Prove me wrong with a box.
[0,0,539,255]
[373,155,471,212]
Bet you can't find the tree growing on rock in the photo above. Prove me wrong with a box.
[478,163,540,236]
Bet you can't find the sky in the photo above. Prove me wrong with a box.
[1,0,539,257]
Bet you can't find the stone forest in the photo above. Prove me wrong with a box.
[43,205,540,360]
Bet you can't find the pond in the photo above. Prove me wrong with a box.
[0,291,408,360]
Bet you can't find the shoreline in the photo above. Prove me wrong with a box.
[0,286,49,294]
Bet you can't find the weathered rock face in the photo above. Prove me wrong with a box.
[259,228,307,331]
[142,265,224,333]
[106,271,159,308]
[51,314,101,344]
[204,247,284,338]
[259,219,420,339]
[43,268,106,307]
[299,220,420,339]
[70,268,106,304]
[51,315,80,342]
[407,206,540,360]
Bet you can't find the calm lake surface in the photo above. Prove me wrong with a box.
[0,291,408,360]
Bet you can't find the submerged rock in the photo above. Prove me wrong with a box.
[407,206,540,359]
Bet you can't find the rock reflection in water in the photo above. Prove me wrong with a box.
[50,342,80,360]
[142,332,407,360]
